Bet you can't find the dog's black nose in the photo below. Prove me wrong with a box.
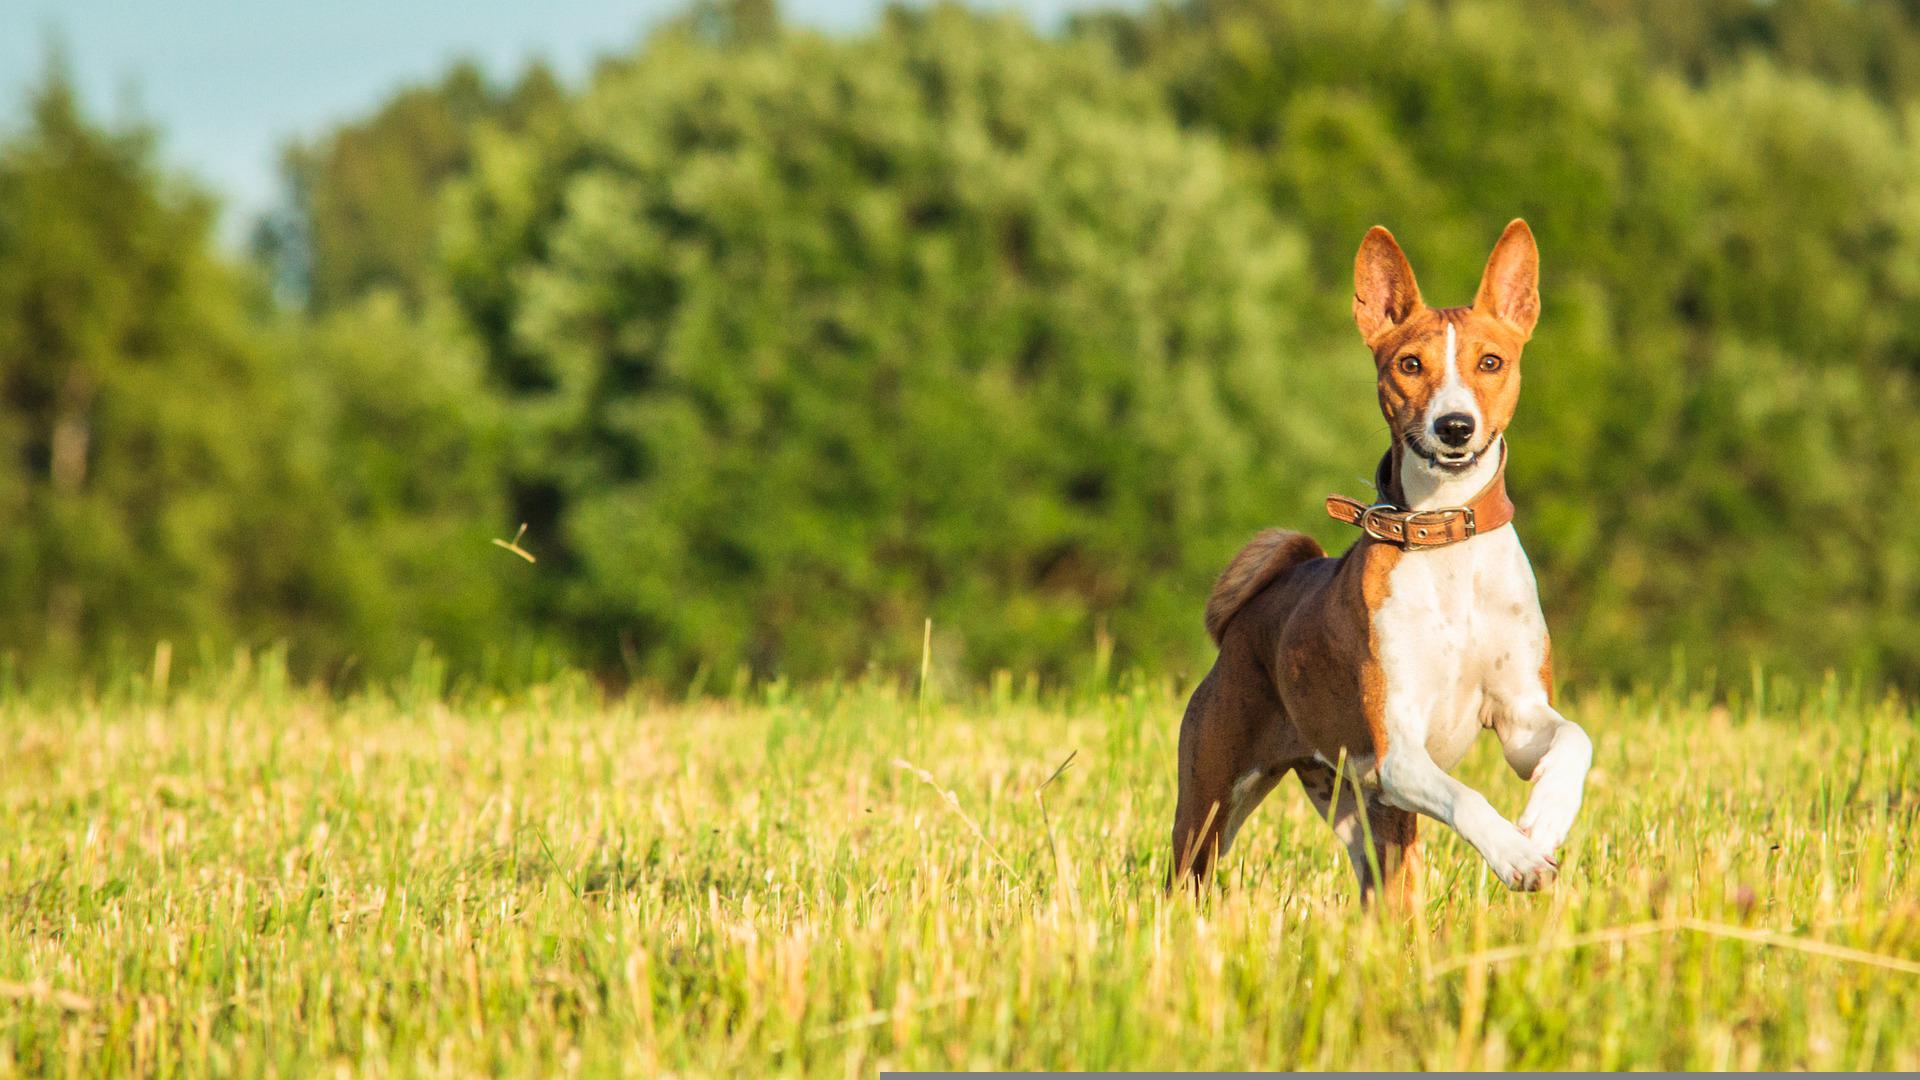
[1434,413,1475,448]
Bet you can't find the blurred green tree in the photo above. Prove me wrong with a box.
[0,64,514,678]
[1560,0,1920,102]
[16,0,1920,689]
[0,66,327,666]
[276,294,520,674]
[441,2,1360,679]
[263,61,566,312]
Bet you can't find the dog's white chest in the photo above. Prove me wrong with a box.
[1371,528,1549,769]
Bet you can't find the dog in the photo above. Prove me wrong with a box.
[1171,220,1592,904]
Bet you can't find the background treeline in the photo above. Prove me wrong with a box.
[7,0,1920,690]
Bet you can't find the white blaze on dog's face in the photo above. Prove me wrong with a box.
[1351,220,1539,476]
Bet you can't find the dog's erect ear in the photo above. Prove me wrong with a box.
[1474,219,1540,338]
[1353,226,1423,345]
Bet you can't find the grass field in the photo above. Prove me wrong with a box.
[2,659,1917,1074]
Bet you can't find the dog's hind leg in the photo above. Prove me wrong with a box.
[1171,648,1306,887]
[1295,762,1421,908]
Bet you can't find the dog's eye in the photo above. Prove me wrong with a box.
[1478,354,1505,373]
[1396,355,1422,375]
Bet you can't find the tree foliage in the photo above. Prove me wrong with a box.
[0,74,315,665]
[263,62,565,311]
[13,1,1920,687]
[443,4,1348,678]
[0,67,510,677]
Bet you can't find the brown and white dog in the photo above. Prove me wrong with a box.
[1171,220,1592,903]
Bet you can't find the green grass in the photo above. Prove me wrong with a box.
[2,663,1917,1074]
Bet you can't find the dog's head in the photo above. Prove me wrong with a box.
[1352,220,1539,475]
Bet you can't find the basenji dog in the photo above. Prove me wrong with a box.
[1171,220,1592,903]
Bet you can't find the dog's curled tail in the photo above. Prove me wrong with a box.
[1205,529,1324,645]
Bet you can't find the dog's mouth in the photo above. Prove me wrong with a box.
[1403,431,1488,474]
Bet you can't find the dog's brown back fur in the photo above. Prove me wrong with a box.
[1204,529,1325,645]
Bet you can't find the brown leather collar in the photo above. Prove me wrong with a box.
[1325,442,1513,549]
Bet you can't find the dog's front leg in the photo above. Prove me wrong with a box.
[1375,743,1558,891]
[1493,702,1593,855]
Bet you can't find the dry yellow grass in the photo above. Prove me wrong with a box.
[1,665,1916,1074]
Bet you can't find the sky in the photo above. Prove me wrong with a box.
[0,0,1117,245]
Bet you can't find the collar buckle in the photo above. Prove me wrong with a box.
[1358,503,1400,543]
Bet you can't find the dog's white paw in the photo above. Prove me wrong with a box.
[1482,825,1559,892]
